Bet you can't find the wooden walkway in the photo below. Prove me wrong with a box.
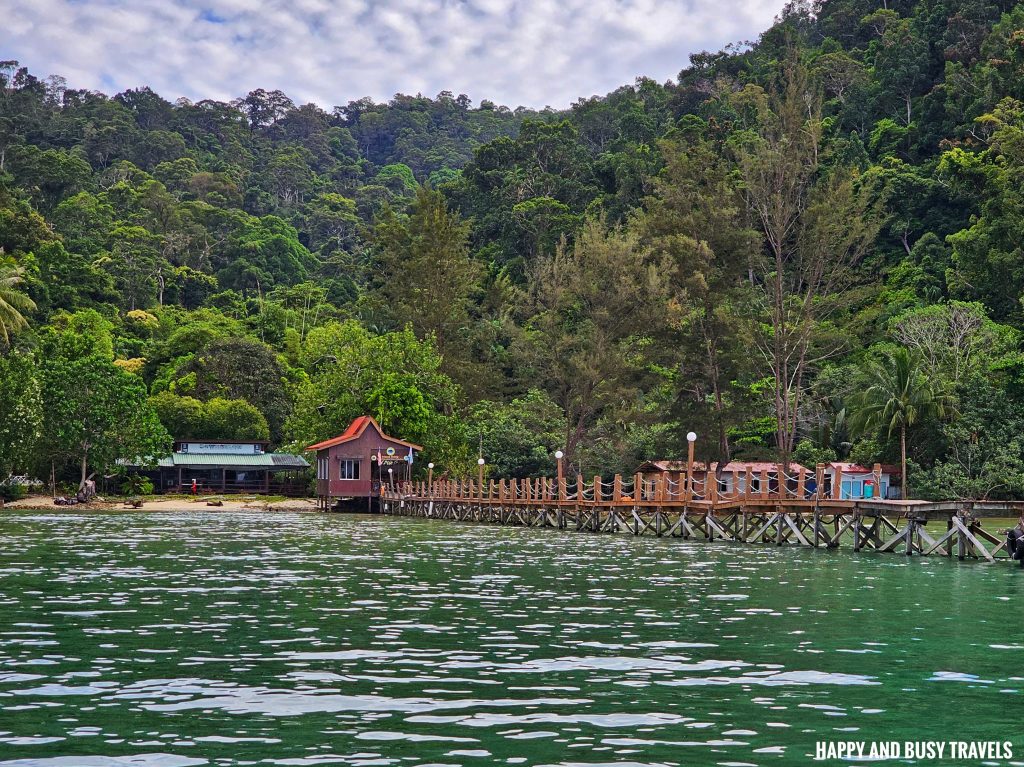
[381,472,1024,563]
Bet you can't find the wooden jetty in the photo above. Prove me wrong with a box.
[380,464,1024,563]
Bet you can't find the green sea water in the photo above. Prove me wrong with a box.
[0,510,1022,767]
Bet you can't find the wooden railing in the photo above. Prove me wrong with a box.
[386,463,889,506]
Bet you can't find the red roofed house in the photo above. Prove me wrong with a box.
[308,416,422,511]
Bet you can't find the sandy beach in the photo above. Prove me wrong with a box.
[3,495,320,513]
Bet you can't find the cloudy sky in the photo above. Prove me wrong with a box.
[2,0,785,109]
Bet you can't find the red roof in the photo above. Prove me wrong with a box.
[306,415,423,452]
[637,460,811,474]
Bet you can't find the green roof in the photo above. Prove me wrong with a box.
[127,453,308,470]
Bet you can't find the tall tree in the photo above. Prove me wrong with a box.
[370,185,479,361]
[642,138,759,461]
[521,217,667,465]
[734,56,881,463]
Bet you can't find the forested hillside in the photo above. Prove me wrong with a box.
[4,0,1024,499]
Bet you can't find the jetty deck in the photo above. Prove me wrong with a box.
[381,469,1024,563]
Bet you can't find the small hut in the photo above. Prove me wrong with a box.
[308,416,422,511]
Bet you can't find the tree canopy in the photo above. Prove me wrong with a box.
[6,0,1024,499]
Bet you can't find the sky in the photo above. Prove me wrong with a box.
[1,0,786,110]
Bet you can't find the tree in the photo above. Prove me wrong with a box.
[369,185,479,360]
[288,321,466,468]
[39,334,171,489]
[203,397,270,441]
[0,258,35,344]
[468,389,566,477]
[168,337,293,440]
[0,351,42,477]
[521,217,667,465]
[641,138,759,461]
[850,347,950,498]
[733,56,881,463]
[149,391,205,439]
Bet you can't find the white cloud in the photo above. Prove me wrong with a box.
[0,0,784,109]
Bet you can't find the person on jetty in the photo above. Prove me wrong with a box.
[1007,514,1024,564]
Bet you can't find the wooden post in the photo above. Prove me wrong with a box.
[797,467,806,499]
[686,437,696,502]
[634,472,643,503]
[731,469,739,500]
[594,475,602,504]
[613,474,622,503]
[760,469,769,499]
[872,462,883,500]
[427,465,434,498]
[745,467,752,501]
[831,465,842,500]
[815,463,825,499]
[556,454,564,501]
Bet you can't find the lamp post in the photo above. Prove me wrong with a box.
[427,462,435,498]
[686,431,697,502]
[477,457,485,497]
[555,450,564,501]
[387,466,394,491]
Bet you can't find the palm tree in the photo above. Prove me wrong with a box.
[850,347,949,499]
[0,259,36,345]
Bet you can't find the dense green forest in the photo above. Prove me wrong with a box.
[5,0,1024,499]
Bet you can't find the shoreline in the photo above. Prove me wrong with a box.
[2,494,320,513]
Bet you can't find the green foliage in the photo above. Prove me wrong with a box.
[0,258,36,344]
[119,473,154,496]
[289,321,465,468]
[203,398,270,441]
[850,346,951,496]
[469,389,566,477]
[37,321,172,487]
[8,1,1024,491]
[0,351,42,476]
[149,391,269,441]
[792,440,838,468]
[148,391,205,439]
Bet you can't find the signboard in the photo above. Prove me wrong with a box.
[180,442,262,455]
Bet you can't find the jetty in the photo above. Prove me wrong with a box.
[381,464,1024,563]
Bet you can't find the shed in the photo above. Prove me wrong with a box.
[826,462,901,500]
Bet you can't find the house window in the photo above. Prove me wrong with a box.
[317,458,328,480]
[339,459,360,480]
